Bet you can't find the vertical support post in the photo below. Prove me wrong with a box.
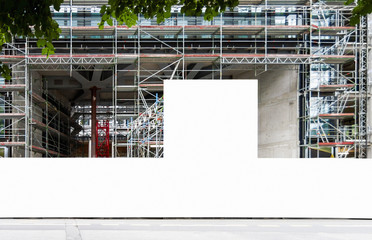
[155,93,158,157]
[24,38,29,158]
[82,105,85,157]
[308,1,313,158]
[88,139,91,158]
[113,64,117,158]
[220,13,222,80]
[90,86,98,158]
[135,14,141,158]
[70,0,73,77]
[358,16,368,158]
[58,101,61,156]
[137,15,141,116]
[67,113,70,157]
[45,79,49,157]
[182,13,185,80]
[128,117,133,157]
[29,55,32,156]
[264,0,267,72]
[113,19,118,158]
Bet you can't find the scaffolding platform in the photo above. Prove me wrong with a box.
[0,113,26,119]
[116,86,138,92]
[315,26,356,35]
[31,145,67,157]
[318,142,355,146]
[318,113,355,119]
[0,55,25,63]
[139,84,164,91]
[318,84,355,92]
[0,142,26,147]
[2,53,351,65]
[0,84,26,92]
[116,114,138,119]
[60,25,317,37]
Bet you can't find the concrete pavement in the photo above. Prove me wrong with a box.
[0,219,372,240]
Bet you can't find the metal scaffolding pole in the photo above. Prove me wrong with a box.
[24,38,30,157]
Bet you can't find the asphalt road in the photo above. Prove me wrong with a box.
[0,219,372,240]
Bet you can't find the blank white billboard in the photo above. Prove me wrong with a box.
[164,80,257,160]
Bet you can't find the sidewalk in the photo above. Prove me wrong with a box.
[0,219,372,240]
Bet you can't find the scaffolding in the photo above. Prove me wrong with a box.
[1,42,75,157]
[126,96,164,158]
[0,0,368,158]
[299,1,368,158]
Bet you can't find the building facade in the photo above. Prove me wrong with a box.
[0,0,369,158]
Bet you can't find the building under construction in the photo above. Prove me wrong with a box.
[0,0,369,158]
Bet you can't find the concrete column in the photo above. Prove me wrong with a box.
[236,67,299,158]
[90,86,98,158]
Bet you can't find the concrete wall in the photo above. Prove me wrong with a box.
[30,72,43,157]
[12,71,44,157]
[12,71,72,157]
[49,90,71,109]
[237,67,299,158]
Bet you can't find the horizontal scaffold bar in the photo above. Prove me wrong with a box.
[31,145,67,157]
[318,142,355,146]
[0,142,66,157]
[58,25,354,37]
[1,53,355,65]
[0,84,26,92]
[61,0,314,6]
[317,84,355,92]
[0,142,26,147]
[0,113,26,119]
[318,113,355,119]
[0,142,70,156]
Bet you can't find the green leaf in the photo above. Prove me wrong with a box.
[46,41,54,50]
[100,5,107,14]
[345,0,354,5]
[107,17,113,26]
[42,48,49,55]
[102,14,109,21]
[0,65,11,81]
[37,39,46,48]
[98,22,105,30]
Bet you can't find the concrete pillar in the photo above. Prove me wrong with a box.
[236,67,299,158]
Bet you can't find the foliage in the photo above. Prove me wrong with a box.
[99,0,239,29]
[0,0,63,79]
[345,0,372,25]
[0,0,238,80]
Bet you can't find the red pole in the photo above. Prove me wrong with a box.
[90,86,98,158]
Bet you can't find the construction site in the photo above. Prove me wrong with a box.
[0,0,369,158]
